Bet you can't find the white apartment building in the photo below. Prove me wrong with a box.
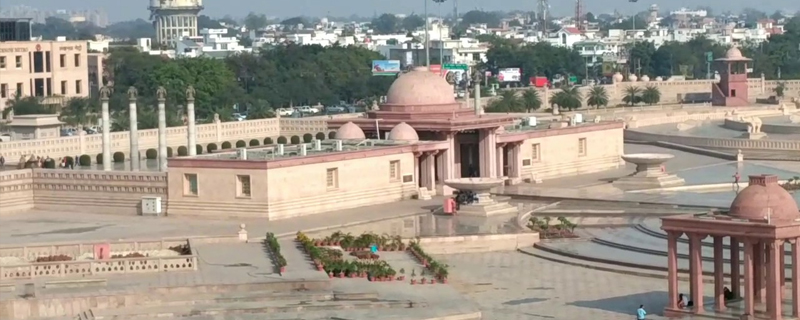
[175,28,250,59]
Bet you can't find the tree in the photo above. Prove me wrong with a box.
[585,12,597,23]
[371,14,400,34]
[244,12,268,31]
[280,17,307,29]
[623,86,642,105]
[60,97,99,128]
[550,86,582,111]
[520,89,542,112]
[245,99,275,119]
[402,15,425,32]
[3,92,54,117]
[460,10,502,28]
[486,90,523,112]
[641,86,661,105]
[775,82,787,98]
[586,86,609,108]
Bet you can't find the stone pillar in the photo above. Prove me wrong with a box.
[792,239,800,318]
[474,83,482,116]
[755,242,764,302]
[689,234,704,313]
[478,129,497,178]
[100,87,112,171]
[714,236,726,311]
[767,240,782,320]
[780,242,786,302]
[508,143,522,184]
[744,240,755,317]
[667,231,679,310]
[731,238,741,298]
[186,86,197,156]
[437,132,457,195]
[421,153,436,193]
[496,144,505,178]
[127,87,139,171]
[156,87,168,172]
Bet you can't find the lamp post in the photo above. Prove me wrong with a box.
[425,0,430,67]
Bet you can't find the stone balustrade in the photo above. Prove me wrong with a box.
[624,130,800,151]
[723,117,800,135]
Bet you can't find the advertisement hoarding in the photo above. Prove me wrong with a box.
[497,68,522,82]
[428,64,442,74]
[442,63,469,85]
[372,60,401,76]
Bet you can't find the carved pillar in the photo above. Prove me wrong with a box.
[767,240,783,320]
[127,87,139,171]
[744,239,755,317]
[437,132,457,195]
[508,142,522,184]
[478,129,497,178]
[156,87,167,172]
[496,143,505,178]
[186,86,197,156]
[780,241,786,302]
[667,231,680,310]
[425,152,436,193]
[689,234,705,313]
[793,239,800,318]
[731,237,741,298]
[100,87,112,171]
[714,236,725,311]
[755,241,764,302]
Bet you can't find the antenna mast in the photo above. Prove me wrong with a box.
[537,0,549,33]
[575,0,584,30]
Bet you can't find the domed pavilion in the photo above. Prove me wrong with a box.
[661,174,800,320]
[712,47,752,107]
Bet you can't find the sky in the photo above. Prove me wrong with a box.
[2,0,798,22]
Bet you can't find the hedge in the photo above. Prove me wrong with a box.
[277,136,287,144]
[79,155,91,166]
[315,132,326,140]
[249,139,260,146]
[236,140,246,148]
[207,143,218,153]
[64,156,74,166]
[264,137,274,145]
[113,152,125,163]
[167,147,174,158]
[146,148,158,159]
[96,153,103,164]
[303,133,313,143]
[43,159,56,169]
[290,136,300,144]
[196,145,203,155]
[221,141,232,149]
[177,146,188,156]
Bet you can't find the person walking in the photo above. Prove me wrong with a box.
[636,305,647,320]
[733,171,741,191]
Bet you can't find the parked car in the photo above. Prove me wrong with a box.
[296,106,319,114]
[232,113,247,121]
[325,105,346,113]
[277,108,295,116]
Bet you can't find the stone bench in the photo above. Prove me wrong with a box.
[43,278,107,289]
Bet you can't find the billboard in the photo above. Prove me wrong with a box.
[428,64,442,74]
[372,60,401,76]
[442,63,469,85]
[497,68,522,82]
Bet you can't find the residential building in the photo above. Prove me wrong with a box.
[0,18,32,42]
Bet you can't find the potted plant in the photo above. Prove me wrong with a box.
[410,269,417,284]
[438,268,449,284]
[397,268,405,281]
[420,277,427,284]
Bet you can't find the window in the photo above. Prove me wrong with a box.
[0,56,5,69]
[75,80,82,94]
[15,82,22,95]
[531,143,541,162]
[0,84,6,98]
[731,89,737,97]
[389,160,400,181]
[237,175,251,197]
[578,138,587,156]
[60,81,67,95]
[59,54,66,67]
[15,55,21,68]
[326,168,338,189]
[184,173,198,196]
[32,52,43,73]
[74,53,80,67]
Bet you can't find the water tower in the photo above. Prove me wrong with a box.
[149,0,203,46]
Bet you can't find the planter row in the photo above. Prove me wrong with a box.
[407,245,448,284]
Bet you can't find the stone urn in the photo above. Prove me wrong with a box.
[613,72,624,83]
[641,75,650,82]
[655,76,663,81]
[628,74,638,82]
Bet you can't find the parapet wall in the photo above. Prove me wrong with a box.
[624,130,800,152]
[723,117,800,135]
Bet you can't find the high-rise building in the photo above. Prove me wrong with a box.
[149,0,204,46]
[0,18,33,42]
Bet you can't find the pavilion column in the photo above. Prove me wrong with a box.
[667,231,680,310]
[507,142,522,184]
[127,87,139,171]
[689,233,705,313]
[714,236,726,311]
[744,239,755,317]
[731,237,741,298]
[478,129,497,178]
[496,143,505,178]
[792,239,800,318]
[755,241,764,302]
[426,153,436,194]
[156,87,167,172]
[436,132,457,195]
[186,86,197,156]
[767,240,783,320]
[100,87,111,171]
[780,241,786,302]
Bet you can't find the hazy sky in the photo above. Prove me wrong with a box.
[3,0,798,22]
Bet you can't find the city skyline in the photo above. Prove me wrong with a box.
[2,0,798,22]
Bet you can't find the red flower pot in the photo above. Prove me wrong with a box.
[411,279,417,285]
[348,273,355,278]
[316,265,324,271]
[429,279,436,284]
[338,273,344,278]
[397,276,405,281]
[440,278,448,284]
[280,266,286,273]
[389,275,395,281]
[421,278,427,284]
[328,272,333,278]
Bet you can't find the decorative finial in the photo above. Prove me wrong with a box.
[99,86,111,100]
[156,86,167,101]
[127,86,138,100]
[185,86,196,101]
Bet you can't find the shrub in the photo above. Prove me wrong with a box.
[328,132,336,139]
[167,147,173,158]
[96,153,103,164]
[236,140,246,148]
[146,148,157,159]
[64,156,74,166]
[113,152,125,163]
[195,145,203,155]
[207,143,218,153]
[264,137,274,145]
[79,155,91,166]
[290,136,300,144]
[221,141,232,149]
[249,139,260,146]
[177,146,188,156]
[43,159,56,169]
[303,133,313,143]
[277,136,287,144]
[315,132,326,140]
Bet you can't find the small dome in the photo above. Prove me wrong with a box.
[726,47,744,60]
[388,122,419,141]
[385,67,456,106]
[729,175,799,221]
[335,122,366,140]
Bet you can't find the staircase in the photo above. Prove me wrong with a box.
[418,187,432,200]
[76,310,94,320]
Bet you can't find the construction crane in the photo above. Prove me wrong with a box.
[537,0,548,33]
[575,0,584,30]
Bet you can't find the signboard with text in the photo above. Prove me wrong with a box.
[497,68,522,82]
[372,60,401,76]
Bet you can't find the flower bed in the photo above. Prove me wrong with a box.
[528,217,579,239]
[782,178,800,191]
[296,231,399,282]
[311,231,406,251]
[265,232,287,273]
[350,250,380,260]
[407,241,449,284]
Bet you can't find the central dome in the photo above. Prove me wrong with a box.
[729,175,799,221]
[384,66,457,107]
